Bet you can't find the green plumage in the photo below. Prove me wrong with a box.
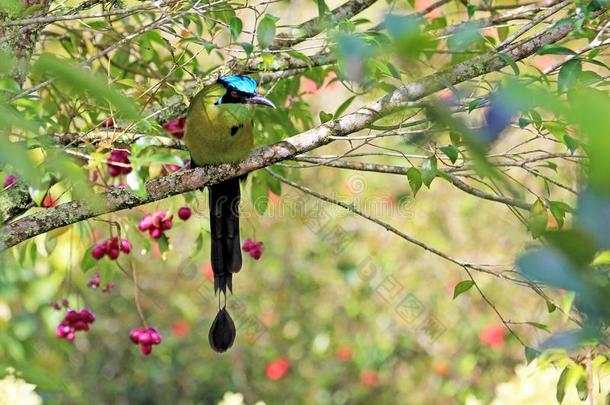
[184,75,274,353]
[184,83,254,165]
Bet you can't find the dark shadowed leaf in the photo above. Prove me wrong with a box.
[558,59,581,93]
[556,367,569,403]
[537,44,577,55]
[440,145,458,164]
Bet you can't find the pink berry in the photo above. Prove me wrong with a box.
[66,332,76,341]
[61,298,69,307]
[148,327,162,345]
[140,343,153,355]
[79,308,95,323]
[152,211,167,228]
[138,214,153,231]
[178,207,192,221]
[49,301,61,310]
[108,165,122,177]
[243,240,264,259]
[129,327,144,344]
[120,239,132,254]
[103,118,115,128]
[91,244,106,260]
[149,228,162,239]
[160,219,173,231]
[65,310,79,323]
[87,273,101,288]
[242,239,255,252]
[107,248,120,260]
[138,331,152,345]
[3,175,16,188]
[162,116,186,139]
[73,321,89,331]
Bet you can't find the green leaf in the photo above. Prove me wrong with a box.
[251,175,269,214]
[518,117,530,128]
[556,367,569,403]
[257,14,278,48]
[229,17,243,41]
[334,95,356,118]
[33,54,139,119]
[406,167,422,196]
[440,145,458,164]
[538,44,577,55]
[467,4,476,18]
[558,59,582,93]
[563,134,580,153]
[420,156,437,188]
[524,346,540,364]
[260,170,281,195]
[468,98,483,113]
[156,234,170,254]
[527,199,547,238]
[525,322,549,332]
[497,52,520,75]
[240,42,253,56]
[81,250,97,272]
[497,26,509,42]
[316,0,329,16]
[549,200,572,228]
[452,280,474,299]
[546,301,557,313]
[319,111,333,123]
[449,131,461,145]
[576,372,588,401]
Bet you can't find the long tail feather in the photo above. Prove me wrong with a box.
[209,178,242,295]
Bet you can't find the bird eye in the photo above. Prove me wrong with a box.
[230,91,238,98]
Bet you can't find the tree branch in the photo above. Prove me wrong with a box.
[0,17,584,251]
[292,156,532,209]
[269,0,378,50]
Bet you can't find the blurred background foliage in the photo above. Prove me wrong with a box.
[0,0,609,403]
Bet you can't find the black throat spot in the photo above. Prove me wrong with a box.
[230,124,244,136]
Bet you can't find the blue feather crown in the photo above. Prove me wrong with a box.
[218,75,258,94]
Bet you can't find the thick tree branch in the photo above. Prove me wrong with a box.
[0,18,585,251]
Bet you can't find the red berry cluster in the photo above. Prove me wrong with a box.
[162,116,186,139]
[56,308,96,341]
[91,237,132,260]
[242,239,264,260]
[129,327,162,355]
[178,206,192,221]
[138,211,173,239]
[107,149,132,177]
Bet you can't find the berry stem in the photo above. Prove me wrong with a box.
[130,261,148,328]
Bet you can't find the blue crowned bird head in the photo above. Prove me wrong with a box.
[215,75,276,108]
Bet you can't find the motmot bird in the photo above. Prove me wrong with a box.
[184,75,275,352]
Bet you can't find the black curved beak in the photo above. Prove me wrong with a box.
[247,94,276,109]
